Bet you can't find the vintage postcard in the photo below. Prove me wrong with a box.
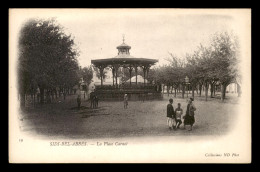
[9,8,251,163]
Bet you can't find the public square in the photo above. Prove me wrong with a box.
[19,92,240,140]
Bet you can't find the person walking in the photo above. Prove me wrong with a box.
[183,98,196,131]
[124,94,128,109]
[167,98,175,130]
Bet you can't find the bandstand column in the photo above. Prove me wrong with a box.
[112,67,115,86]
[146,66,150,84]
[142,66,147,86]
[115,65,119,88]
[99,66,104,87]
[135,65,138,85]
[128,66,133,86]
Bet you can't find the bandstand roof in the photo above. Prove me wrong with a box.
[91,39,158,67]
[91,56,158,67]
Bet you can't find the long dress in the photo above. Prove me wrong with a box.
[184,103,195,126]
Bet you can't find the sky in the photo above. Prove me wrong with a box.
[13,9,240,68]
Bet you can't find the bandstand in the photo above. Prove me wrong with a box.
[91,38,162,100]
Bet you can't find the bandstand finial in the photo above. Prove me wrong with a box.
[122,34,125,43]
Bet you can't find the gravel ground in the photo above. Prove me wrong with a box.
[19,93,240,140]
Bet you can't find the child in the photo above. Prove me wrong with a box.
[167,98,175,130]
[175,103,183,129]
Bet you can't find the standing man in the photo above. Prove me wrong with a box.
[124,94,128,109]
[77,95,81,109]
[95,94,99,108]
[90,91,95,108]
[167,98,175,130]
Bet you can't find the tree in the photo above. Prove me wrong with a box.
[93,66,108,80]
[166,53,186,98]
[80,66,93,86]
[18,18,80,107]
[196,44,214,101]
[209,32,239,101]
[185,52,201,98]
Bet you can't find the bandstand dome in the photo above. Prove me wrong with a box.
[116,42,131,49]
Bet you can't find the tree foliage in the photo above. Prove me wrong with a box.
[18,18,80,106]
[151,31,240,101]
[80,66,93,86]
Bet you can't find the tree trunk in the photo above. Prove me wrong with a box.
[162,85,165,94]
[221,83,225,101]
[167,85,170,97]
[192,85,195,98]
[33,93,35,107]
[205,83,209,101]
[182,84,185,98]
[213,85,216,96]
[59,88,61,97]
[223,85,226,99]
[171,85,173,94]
[64,91,66,100]
[40,87,44,104]
[237,84,241,97]
[174,88,177,97]
[51,90,54,102]
[55,89,58,99]
[20,93,26,108]
[210,83,214,98]
[199,84,202,97]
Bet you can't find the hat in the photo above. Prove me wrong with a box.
[190,98,194,101]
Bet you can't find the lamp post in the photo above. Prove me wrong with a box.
[185,76,189,98]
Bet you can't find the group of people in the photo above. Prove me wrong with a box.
[77,92,196,132]
[167,97,196,131]
[76,90,99,109]
[90,91,99,109]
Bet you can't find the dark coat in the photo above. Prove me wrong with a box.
[167,104,175,118]
[186,103,196,116]
[184,103,196,125]
[77,97,81,103]
[90,92,95,100]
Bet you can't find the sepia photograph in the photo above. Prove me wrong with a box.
[9,8,251,163]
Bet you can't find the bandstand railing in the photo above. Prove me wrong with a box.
[94,84,162,101]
